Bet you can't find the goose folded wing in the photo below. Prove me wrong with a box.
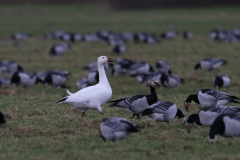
[205,90,236,101]
[109,95,145,108]
[114,119,139,132]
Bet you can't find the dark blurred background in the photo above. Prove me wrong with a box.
[1,0,240,9]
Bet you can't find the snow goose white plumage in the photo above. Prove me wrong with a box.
[142,101,185,126]
[108,80,159,119]
[99,117,140,142]
[208,113,240,143]
[184,89,240,111]
[57,56,113,117]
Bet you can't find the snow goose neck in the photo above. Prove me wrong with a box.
[194,58,227,71]
[184,89,240,111]
[99,117,140,142]
[142,101,185,126]
[57,56,113,117]
[0,111,6,128]
[208,113,240,143]
[186,105,240,132]
[108,80,160,119]
[214,75,230,89]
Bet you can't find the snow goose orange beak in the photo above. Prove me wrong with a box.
[107,57,114,63]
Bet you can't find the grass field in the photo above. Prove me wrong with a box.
[1,5,240,160]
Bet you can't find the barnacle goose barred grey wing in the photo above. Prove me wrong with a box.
[200,89,240,102]
[103,117,139,132]
[143,101,174,115]
[108,94,145,108]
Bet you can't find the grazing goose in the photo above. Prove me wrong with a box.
[87,71,99,85]
[184,89,240,111]
[112,45,127,54]
[83,61,110,73]
[160,31,178,39]
[142,101,185,126]
[111,58,134,75]
[44,71,68,86]
[108,80,160,119]
[194,58,227,71]
[0,77,10,88]
[0,112,6,128]
[57,56,113,117]
[11,71,40,87]
[183,31,193,39]
[186,105,240,132]
[129,61,154,76]
[160,73,183,88]
[214,75,231,89]
[50,43,70,56]
[70,33,82,42]
[208,113,240,143]
[0,60,23,74]
[76,78,90,89]
[155,60,171,74]
[99,117,140,142]
[12,32,30,40]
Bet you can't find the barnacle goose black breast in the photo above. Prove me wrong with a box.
[108,81,160,119]
[99,117,140,142]
[214,75,231,89]
[142,101,185,126]
[186,105,240,132]
[208,113,240,143]
[184,89,240,111]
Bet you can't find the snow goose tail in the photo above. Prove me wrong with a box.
[208,113,240,143]
[56,56,113,117]
[108,80,159,119]
[142,101,185,126]
[99,117,140,142]
[0,111,6,128]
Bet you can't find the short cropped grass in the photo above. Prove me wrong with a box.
[0,5,240,160]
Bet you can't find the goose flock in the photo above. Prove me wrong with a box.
[1,28,240,145]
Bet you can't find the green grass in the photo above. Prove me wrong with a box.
[1,5,240,160]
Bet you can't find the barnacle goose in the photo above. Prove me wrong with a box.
[194,58,227,71]
[208,113,240,143]
[214,75,231,89]
[108,81,160,119]
[142,101,185,126]
[99,117,140,142]
[186,105,240,132]
[184,89,240,111]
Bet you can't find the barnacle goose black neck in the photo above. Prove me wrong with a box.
[208,113,240,143]
[187,105,240,132]
[194,58,227,71]
[0,111,6,128]
[184,89,240,111]
[142,101,185,126]
[108,80,160,119]
[214,75,231,89]
[99,117,140,142]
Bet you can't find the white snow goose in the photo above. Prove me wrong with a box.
[108,80,160,119]
[142,101,185,126]
[194,58,227,71]
[214,75,231,89]
[99,117,140,142]
[208,113,240,143]
[57,56,113,117]
[184,89,240,111]
[186,105,240,132]
[0,111,6,128]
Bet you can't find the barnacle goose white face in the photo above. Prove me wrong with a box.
[98,56,113,65]
[178,117,186,125]
[208,135,217,144]
[150,80,160,88]
[186,123,193,132]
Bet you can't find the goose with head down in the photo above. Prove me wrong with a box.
[184,89,240,111]
[108,80,160,119]
[57,56,113,117]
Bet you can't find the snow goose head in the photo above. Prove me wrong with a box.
[150,80,160,88]
[98,56,113,65]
